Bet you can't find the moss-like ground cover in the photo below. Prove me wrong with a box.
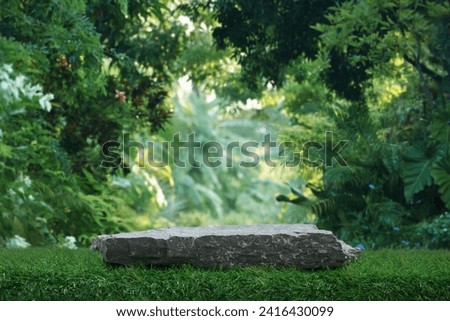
[0,248,449,300]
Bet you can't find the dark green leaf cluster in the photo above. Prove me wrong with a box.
[0,0,186,246]
[212,0,335,89]
[214,0,450,247]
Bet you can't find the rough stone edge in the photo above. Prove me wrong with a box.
[338,240,362,262]
[91,226,362,267]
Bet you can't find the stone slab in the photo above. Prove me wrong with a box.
[91,224,361,269]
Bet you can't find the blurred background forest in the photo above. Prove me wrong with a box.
[0,0,449,250]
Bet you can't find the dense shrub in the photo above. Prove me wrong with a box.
[0,0,176,245]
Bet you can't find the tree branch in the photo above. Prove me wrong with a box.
[403,54,443,82]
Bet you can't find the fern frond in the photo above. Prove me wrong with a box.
[311,199,337,216]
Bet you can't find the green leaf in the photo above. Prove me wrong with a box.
[0,143,12,157]
[149,2,168,22]
[431,159,450,209]
[117,0,128,16]
[82,168,103,192]
[401,145,437,203]
[275,194,291,202]
[440,76,450,95]
[287,183,303,197]
[275,194,310,205]
[430,105,450,146]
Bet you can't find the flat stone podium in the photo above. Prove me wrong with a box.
[91,224,361,269]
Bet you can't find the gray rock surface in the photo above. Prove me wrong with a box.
[91,224,361,269]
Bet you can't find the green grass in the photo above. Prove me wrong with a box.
[0,248,449,300]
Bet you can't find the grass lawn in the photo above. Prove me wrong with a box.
[0,248,449,300]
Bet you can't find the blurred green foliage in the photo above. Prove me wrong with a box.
[155,80,285,226]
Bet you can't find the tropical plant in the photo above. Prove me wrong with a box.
[0,0,191,246]
[210,0,450,247]
[154,79,285,225]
